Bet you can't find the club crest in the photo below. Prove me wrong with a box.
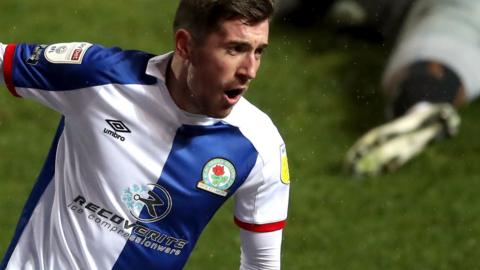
[197,158,236,197]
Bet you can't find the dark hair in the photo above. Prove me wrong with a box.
[173,0,274,43]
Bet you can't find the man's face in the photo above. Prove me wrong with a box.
[185,18,269,118]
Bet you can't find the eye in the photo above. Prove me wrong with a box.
[226,42,251,55]
[226,44,248,56]
[254,47,266,59]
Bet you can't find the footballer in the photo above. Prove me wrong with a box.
[0,0,290,269]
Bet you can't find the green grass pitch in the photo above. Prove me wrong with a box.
[1,1,480,269]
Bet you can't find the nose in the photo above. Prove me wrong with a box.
[237,53,259,82]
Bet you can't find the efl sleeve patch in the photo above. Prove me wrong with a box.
[44,42,92,64]
[280,144,290,185]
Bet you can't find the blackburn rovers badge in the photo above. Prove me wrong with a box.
[197,158,236,197]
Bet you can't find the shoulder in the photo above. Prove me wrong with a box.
[80,42,157,85]
[225,98,285,160]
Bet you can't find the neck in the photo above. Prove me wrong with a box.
[166,53,192,112]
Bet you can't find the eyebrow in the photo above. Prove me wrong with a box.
[225,40,269,50]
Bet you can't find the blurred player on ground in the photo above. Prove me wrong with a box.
[276,0,478,176]
[344,0,478,176]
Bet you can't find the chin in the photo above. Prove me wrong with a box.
[208,108,232,118]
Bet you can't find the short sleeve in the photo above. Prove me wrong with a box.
[234,140,290,233]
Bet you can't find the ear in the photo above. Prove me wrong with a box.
[174,29,193,60]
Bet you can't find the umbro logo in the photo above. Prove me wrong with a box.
[104,119,131,142]
[106,119,131,133]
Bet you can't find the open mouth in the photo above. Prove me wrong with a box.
[225,88,243,99]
